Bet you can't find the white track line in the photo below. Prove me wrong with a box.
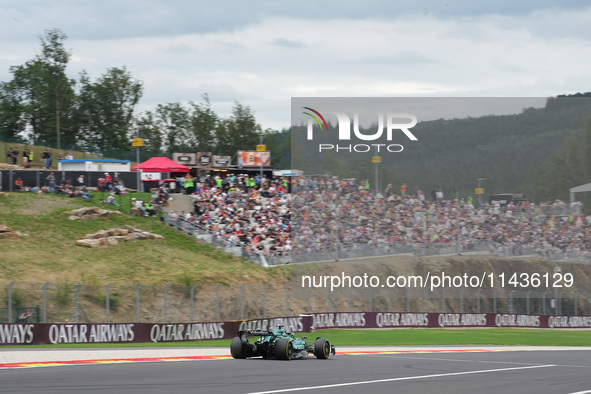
[246,364,555,394]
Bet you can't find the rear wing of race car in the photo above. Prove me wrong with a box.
[238,330,274,337]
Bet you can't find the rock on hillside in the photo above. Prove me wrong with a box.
[76,225,163,247]
[68,206,123,220]
[0,224,27,238]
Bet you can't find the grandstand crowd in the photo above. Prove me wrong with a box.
[168,174,591,260]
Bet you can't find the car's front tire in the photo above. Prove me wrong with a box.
[314,338,330,359]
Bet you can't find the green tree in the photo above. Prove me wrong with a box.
[222,101,261,155]
[8,29,76,147]
[135,111,163,157]
[524,134,585,202]
[189,94,218,152]
[0,82,26,141]
[155,102,191,156]
[77,67,143,155]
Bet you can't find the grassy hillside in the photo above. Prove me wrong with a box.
[0,142,108,170]
[0,191,286,285]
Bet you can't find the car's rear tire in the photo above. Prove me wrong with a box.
[314,338,330,359]
[231,336,246,359]
[274,338,293,360]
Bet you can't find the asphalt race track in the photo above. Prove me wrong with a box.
[1,347,591,393]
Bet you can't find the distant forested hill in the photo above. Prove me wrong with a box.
[283,95,591,204]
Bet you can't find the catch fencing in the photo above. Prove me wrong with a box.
[2,281,590,324]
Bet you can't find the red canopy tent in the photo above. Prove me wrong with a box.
[131,157,190,173]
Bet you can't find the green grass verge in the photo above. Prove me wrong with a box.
[4,328,591,349]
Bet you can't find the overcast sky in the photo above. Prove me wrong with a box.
[1,0,590,131]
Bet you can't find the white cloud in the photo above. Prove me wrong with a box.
[1,3,591,130]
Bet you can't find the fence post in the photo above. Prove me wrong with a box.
[263,284,269,318]
[493,290,498,313]
[135,284,143,323]
[285,283,290,316]
[163,285,171,323]
[216,284,223,321]
[387,286,392,313]
[73,283,83,323]
[240,284,246,320]
[348,286,353,312]
[106,284,112,323]
[42,282,50,323]
[526,291,532,314]
[7,281,15,323]
[8,170,13,192]
[0,170,2,191]
[190,284,199,322]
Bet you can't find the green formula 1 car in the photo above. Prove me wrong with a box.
[230,326,335,360]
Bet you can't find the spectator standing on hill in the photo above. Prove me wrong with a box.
[184,174,194,195]
[46,172,56,189]
[6,148,12,164]
[42,149,52,169]
[22,148,31,168]
[11,147,18,165]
